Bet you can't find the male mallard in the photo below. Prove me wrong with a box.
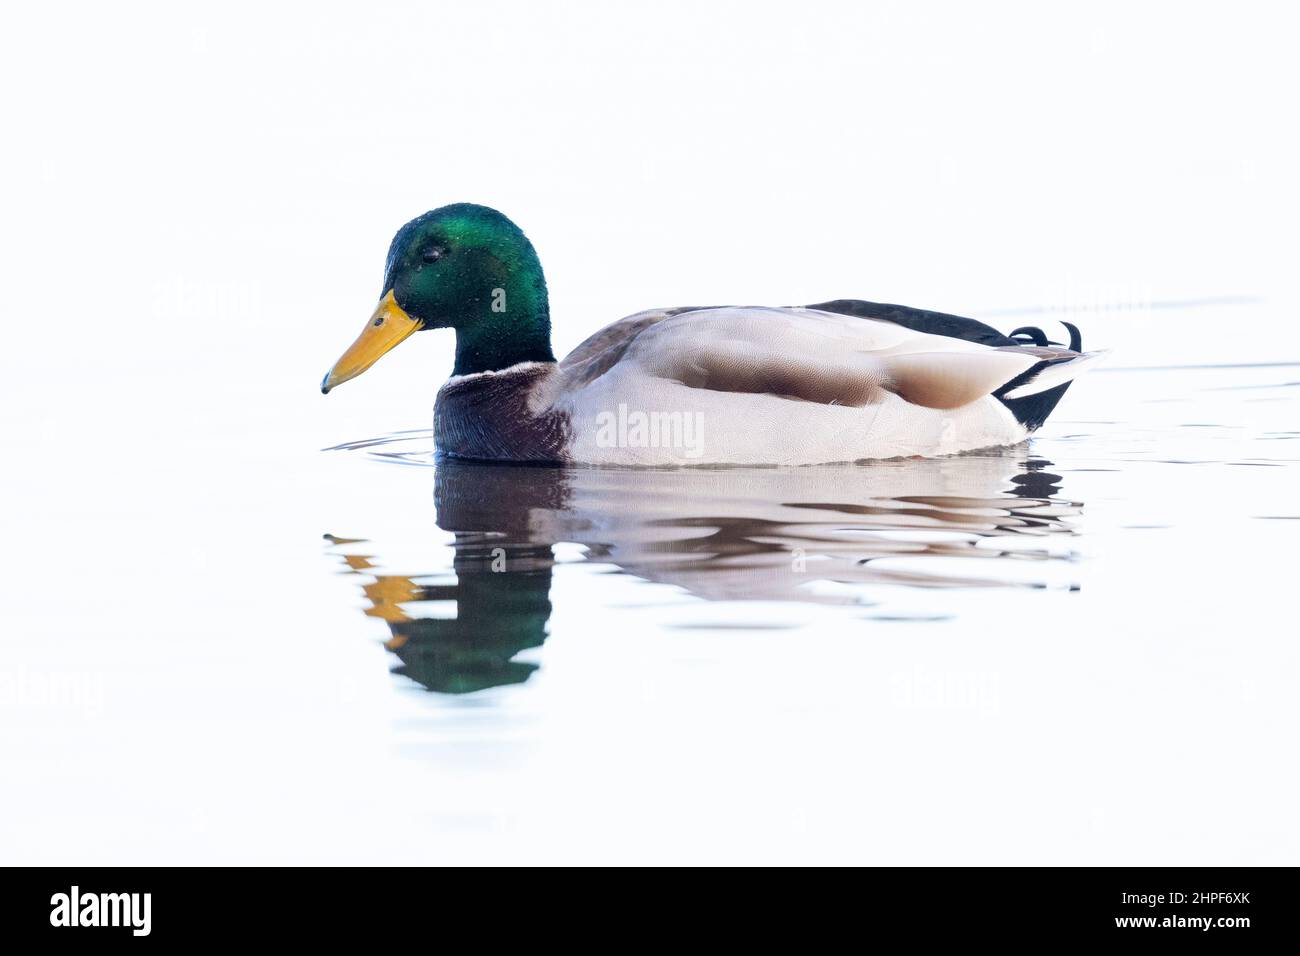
[322,204,1103,465]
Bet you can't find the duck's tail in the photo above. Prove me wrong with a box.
[994,326,1109,431]
[1001,349,1110,401]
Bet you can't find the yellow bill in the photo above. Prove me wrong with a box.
[321,290,421,394]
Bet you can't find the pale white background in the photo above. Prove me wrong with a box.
[1,1,1297,864]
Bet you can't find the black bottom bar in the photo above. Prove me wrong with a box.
[4,867,1290,943]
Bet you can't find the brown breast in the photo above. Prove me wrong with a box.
[434,363,572,463]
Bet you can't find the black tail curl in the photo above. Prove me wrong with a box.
[1009,322,1082,352]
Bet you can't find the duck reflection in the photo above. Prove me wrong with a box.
[325,447,1081,694]
[325,464,569,694]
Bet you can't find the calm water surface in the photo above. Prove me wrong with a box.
[4,362,1297,864]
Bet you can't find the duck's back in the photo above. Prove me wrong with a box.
[542,305,1096,465]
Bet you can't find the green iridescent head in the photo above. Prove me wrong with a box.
[322,204,555,391]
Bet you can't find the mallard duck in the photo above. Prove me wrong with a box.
[322,204,1103,465]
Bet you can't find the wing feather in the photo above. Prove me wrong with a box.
[555,306,1090,413]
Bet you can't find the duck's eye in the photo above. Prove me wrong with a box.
[422,246,445,263]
